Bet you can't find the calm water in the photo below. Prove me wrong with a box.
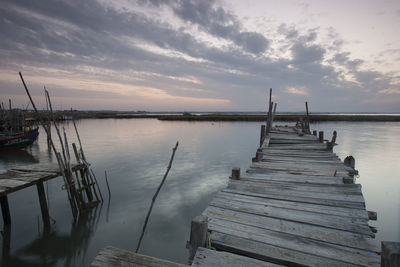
[0,119,399,266]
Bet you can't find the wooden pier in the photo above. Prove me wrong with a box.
[188,124,382,266]
[92,122,400,266]
[0,163,83,227]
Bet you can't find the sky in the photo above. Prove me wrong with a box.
[0,0,399,112]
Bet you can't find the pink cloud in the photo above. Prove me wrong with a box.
[287,86,308,95]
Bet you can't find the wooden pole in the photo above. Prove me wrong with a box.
[305,102,310,133]
[136,142,179,253]
[381,242,400,267]
[36,181,50,231]
[260,125,266,147]
[231,168,240,180]
[318,131,324,143]
[0,196,11,225]
[188,215,208,264]
[313,130,317,136]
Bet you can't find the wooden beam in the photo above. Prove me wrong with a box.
[0,195,11,225]
[231,168,240,180]
[187,215,208,264]
[318,131,324,143]
[36,181,50,230]
[382,242,400,267]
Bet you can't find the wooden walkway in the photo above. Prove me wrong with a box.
[196,125,380,266]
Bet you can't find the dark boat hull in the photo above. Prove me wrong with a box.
[0,128,39,150]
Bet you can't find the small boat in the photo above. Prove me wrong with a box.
[0,127,39,150]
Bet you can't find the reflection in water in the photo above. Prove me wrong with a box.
[0,150,39,166]
[1,205,102,267]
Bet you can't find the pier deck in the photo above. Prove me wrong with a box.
[0,163,83,226]
[198,125,380,266]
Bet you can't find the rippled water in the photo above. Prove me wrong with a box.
[0,119,399,266]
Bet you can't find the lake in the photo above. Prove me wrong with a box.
[0,119,399,266]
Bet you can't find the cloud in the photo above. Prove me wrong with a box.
[287,86,308,95]
[0,0,398,112]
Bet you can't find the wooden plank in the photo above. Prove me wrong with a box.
[228,181,365,203]
[204,206,378,252]
[210,232,362,267]
[222,188,365,209]
[0,179,28,188]
[91,246,188,267]
[192,247,281,267]
[215,192,369,219]
[209,198,372,235]
[246,167,351,178]
[240,173,345,185]
[229,179,362,194]
[209,222,380,266]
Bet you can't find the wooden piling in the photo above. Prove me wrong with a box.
[318,131,324,143]
[344,156,355,169]
[231,168,240,180]
[36,181,50,230]
[313,130,317,136]
[381,242,400,267]
[188,215,208,264]
[0,196,11,225]
[256,149,263,162]
[260,125,266,147]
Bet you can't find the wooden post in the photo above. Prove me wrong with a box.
[367,211,377,220]
[256,148,263,162]
[260,125,266,147]
[344,156,355,169]
[2,225,11,261]
[313,130,317,136]
[318,131,324,143]
[188,215,208,264]
[327,131,337,150]
[381,242,400,267]
[0,195,11,225]
[36,181,50,230]
[343,177,354,184]
[231,168,240,180]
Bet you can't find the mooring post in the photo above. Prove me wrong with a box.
[381,242,400,267]
[344,156,355,169]
[327,131,337,151]
[318,131,324,143]
[0,195,11,225]
[313,130,317,136]
[2,225,11,261]
[187,215,208,264]
[260,125,266,147]
[36,181,50,230]
[256,148,263,162]
[231,168,240,180]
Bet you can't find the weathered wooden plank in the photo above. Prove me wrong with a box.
[228,180,365,203]
[91,246,188,267]
[229,179,362,194]
[246,167,351,178]
[215,191,369,219]
[209,198,372,235]
[210,232,365,267]
[191,247,281,267]
[222,188,365,209]
[0,179,28,188]
[252,161,354,172]
[240,173,345,185]
[204,206,378,252]
[209,222,380,266]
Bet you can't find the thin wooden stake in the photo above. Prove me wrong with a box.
[136,141,179,253]
[105,170,111,200]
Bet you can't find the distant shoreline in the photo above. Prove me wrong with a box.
[70,112,400,121]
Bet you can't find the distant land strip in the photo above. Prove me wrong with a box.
[66,112,400,121]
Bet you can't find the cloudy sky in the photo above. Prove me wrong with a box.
[1,0,399,112]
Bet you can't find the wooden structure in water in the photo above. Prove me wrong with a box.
[188,124,384,266]
[91,121,400,266]
[0,163,85,227]
[91,98,399,267]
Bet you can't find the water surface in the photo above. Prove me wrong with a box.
[0,119,399,266]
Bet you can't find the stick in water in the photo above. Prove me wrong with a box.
[135,141,179,253]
